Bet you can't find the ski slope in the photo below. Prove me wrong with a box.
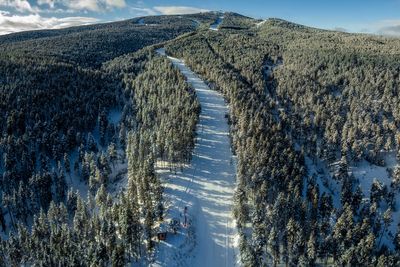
[154,48,238,266]
[210,16,224,31]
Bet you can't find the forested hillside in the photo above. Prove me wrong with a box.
[0,13,218,68]
[165,13,400,266]
[0,44,200,265]
[0,13,207,265]
[1,10,400,266]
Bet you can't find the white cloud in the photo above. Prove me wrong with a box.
[0,12,98,35]
[353,19,400,36]
[332,27,347,33]
[153,6,209,15]
[0,0,39,13]
[129,6,156,16]
[378,25,400,36]
[37,0,55,8]
[105,0,126,8]
[0,0,127,13]
[64,0,100,12]
[59,0,126,12]
[375,20,400,36]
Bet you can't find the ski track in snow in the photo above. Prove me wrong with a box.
[153,48,238,267]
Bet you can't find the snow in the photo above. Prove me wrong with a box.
[154,48,239,266]
[137,18,145,25]
[304,156,342,209]
[255,20,267,27]
[263,59,283,79]
[210,16,224,31]
[304,150,400,249]
[349,152,400,249]
[156,48,166,56]
[108,108,123,125]
[67,149,89,198]
[67,108,126,199]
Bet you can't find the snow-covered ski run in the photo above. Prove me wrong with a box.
[210,16,224,31]
[153,48,238,267]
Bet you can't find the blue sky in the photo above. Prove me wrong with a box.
[0,0,400,35]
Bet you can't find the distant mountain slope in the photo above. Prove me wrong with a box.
[0,13,219,68]
[219,12,256,30]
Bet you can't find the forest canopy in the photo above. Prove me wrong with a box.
[1,11,400,266]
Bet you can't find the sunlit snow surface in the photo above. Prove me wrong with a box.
[153,48,239,267]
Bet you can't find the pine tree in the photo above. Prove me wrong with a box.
[99,110,109,147]
[111,243,125,267]
[379,208,393,246]
[0,207,5,232]
[108,142,118,169]
[64,153,71,175]
[144,199,154,251]
[306,231,317,266]
[73,196,89,238]
[87,133,98,152]
[66,189,78,216]
[55,170,67,203]
[268,227,280,266]
[120,194,142,261]
[251,202,266,265]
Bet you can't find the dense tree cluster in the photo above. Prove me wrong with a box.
[0,57,120,228]
[130,56,200,166]
[165,14,400,266]
[219,12,256,30]
[0,16,201,265]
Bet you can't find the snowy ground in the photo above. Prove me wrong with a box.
[210,16,224,31]
[153,48,238,267]
[304,151,400,249]
[255,20,267,27]
[67,107,126,199]
[304,156,342,209]
[350,152,400,248]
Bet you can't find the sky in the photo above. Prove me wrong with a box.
[1,0,400,36]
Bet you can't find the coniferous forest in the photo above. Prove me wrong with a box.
[165,12,400,266]
[1,10,400,267]
[0,14,205,265]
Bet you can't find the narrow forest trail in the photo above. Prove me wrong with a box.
[154,48,238,267]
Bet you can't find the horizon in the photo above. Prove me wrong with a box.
[0,1,400,36]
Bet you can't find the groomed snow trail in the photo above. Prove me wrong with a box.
[155,48,238,267]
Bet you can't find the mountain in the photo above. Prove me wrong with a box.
[1,11,400,266]
[0,13,219,68]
